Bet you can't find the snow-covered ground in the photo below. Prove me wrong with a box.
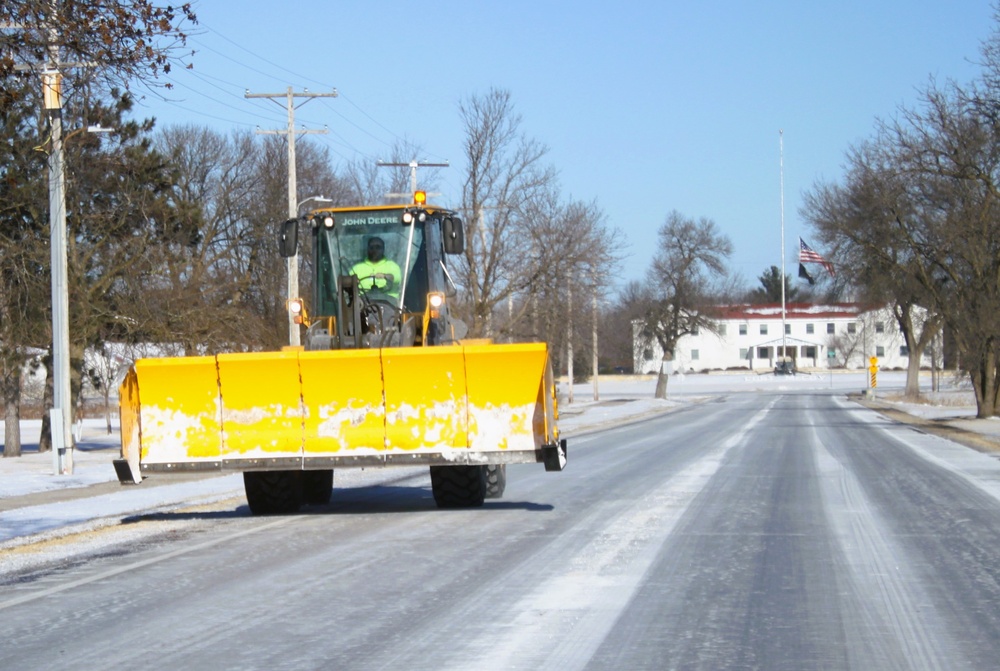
[0,371,984,547]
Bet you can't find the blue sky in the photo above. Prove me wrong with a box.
[133,1,995,291]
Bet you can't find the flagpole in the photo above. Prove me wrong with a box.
[780,130,786,361]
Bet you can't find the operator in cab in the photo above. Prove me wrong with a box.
[351,236,402,299]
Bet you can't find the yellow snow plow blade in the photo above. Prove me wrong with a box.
[464,343,557,452]
[116,342,562,483]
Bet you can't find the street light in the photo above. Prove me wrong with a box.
[285,195,332,346]
[297,195,332,216]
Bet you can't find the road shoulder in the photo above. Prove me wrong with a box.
[852,394,1000,455]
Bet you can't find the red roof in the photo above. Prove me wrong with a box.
[711,302,866,321]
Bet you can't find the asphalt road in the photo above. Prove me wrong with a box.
[3,391,1000,670]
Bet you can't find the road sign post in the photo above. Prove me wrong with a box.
[868,356,879,397]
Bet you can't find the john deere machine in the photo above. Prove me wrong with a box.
[115,192,566,514]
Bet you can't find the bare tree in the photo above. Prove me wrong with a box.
[457,87,558,338]
[812,86,1000,412]
[135,125,274,352]
[799,9,1000,414]
[485,192,623,384]
[83,343,126,435]
[825,331,863,369]
[892,88,1000,415]
[132,126,348,354]
[637,211,732,399]
[530,198,621,374]
[600,281,655,374]
[802,140,942,397]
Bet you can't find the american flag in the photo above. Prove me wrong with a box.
[799,238,835,276]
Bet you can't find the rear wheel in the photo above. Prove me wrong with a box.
[302,469,334,505]
[485,464,507,499]
[243,471,303,515]
[430,465,487,508]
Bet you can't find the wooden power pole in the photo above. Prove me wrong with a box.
[246,86,337,346]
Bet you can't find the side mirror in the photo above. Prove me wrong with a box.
[443,216,464,255]
[278,219,299,258]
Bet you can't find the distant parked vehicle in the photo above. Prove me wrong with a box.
[774,358,796,375]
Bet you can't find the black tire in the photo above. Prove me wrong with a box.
[430,465,488,508]
[302,469,333,505]
[243,471,303,515]
[485,464,506,499]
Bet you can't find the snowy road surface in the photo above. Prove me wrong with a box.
[3,386,1000,669]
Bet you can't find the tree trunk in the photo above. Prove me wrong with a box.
[992,351,1000,418]
[71,341,85,428]
[104,386,113,434]
[925,327,938,393]
[897,308,940,399]
[38,352,53,453]
[2,365,22,458]
[904,350,923,398]
[972,350,998,419]
[591,285,599,402]
[654,355,670,399]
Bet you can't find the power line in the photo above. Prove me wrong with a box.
[194,23,412,151]
[143,21,453,176]
[157,72,278,125]
[149,22,438,168]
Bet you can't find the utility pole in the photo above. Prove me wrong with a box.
[45,62,73,475]
[779,130,787,365]
[378,159,449,197]
[566,282,574,404]
[246,86,337,346]
[592,271,599,401]
[11,10,96,474]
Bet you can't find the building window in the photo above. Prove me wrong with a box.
[740,348,749,360]
[803,346,817,358]
[691,349,699,360]
[785,324,791,335]
[876,321,885,334]
[718,324,727,336]
[760,324,768,335]
[806,323,814,334]
[691,326,700,336]
[827,323,835,334]
[848,323,857,334]
[739,324,748,336]
[900,345,910,356]
[876,346,885,357]
[757,346,772,359]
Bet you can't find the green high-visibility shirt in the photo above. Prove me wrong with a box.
[351,258,402,298]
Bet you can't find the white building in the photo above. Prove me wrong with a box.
[633,303,932,374]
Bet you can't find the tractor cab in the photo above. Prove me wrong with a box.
[280,193,466,350]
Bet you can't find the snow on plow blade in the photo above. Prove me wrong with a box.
[116,343,563,484]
